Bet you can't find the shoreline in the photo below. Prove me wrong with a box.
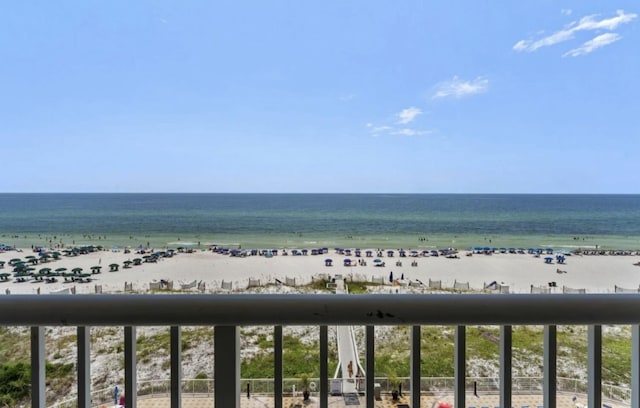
[2,244,640,296]
[2,231,640,252]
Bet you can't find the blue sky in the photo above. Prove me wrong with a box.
[1,1,638,193]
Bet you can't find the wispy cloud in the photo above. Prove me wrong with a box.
[396,107,422,124]
[513,9,637,55]
[366,117,430,138]
[561,9,573,16]
[366,123,392,134]
[391,128,431,136]
[339,93,356,101]
[563,33,622,57]
[432,76,489,99]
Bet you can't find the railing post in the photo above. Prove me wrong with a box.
[588,325,602,408]
[274,325,283,408]
[366,325,375,408]
[215,326,240,408]
[31,326,45,408]
[544,325,557,408]
[455,325,466,408]
[170,326,181,408]
[125,326,137,408]
[632,325,640,408]
[320,325,328,408]
[77,326,91,408]
[411,325,421,408]
[500,325,512,408]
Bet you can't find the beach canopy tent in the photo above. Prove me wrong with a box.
[387,250,394,257]
[365,250,373,257]
[109,263,119,271]
[544,257,553,263]
[0,273,10,281]
[55,267,67,273]
[325,259,332,266]
[72,267,83,274]
[343,258,352,266]
[91,266,102,274]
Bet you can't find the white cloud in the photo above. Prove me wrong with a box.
[513,9,637,54]
[563,33,622,57]
[340,93,356,101]
[561,9,573,16]
[366,122,430,138]
[396,107,422,124]
[391,128,431,136]
[432,76,489,99]
[369,125,392,133]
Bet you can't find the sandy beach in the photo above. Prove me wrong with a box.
[2,246,640,295]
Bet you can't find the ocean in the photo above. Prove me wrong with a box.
[0,193,639,250]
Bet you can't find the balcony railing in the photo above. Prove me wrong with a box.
[3,293,640,408]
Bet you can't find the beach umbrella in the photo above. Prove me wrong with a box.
[373,259,382,264]
[55,267,67,273]
[91,266,102,274]
[38,267,52,275]
[325,259,333,266]
[72,267,83,274]
[343,258,352,266]
[389,271,394,282]
[9,258,22,266]
[13,264,28,273]
[109,263,119,272]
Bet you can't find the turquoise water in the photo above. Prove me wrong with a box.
[0,193,639,250]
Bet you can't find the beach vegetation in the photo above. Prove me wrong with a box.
[305,278,332,292]
[346,280,383,294]
[0,361,74,407]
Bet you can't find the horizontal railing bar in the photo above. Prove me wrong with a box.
[2,294,640,326]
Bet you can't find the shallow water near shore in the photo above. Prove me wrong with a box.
[1,193,639,250]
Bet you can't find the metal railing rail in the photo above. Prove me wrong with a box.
[3,294,640,408]
[48,376,632,408]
